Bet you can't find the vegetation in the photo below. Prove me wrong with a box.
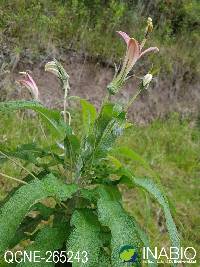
[119,114,200,252]
[0,1,199,266]
[0,22,181,265]
[0,0,199,76]
[1,111,199,265]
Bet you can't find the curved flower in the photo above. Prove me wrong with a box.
[45,61,60,77]
[18,72,39,100]
[117,31,159,59]
[107,31,159,95]
[45,59,69,86]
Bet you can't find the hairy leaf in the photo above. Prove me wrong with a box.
[64,133,80,172]
[97,185,122,202]
[0,171,48,209]
[133,220,158,267]
[32,203,55,219]
[93,103,126,159]
[0,100,69,139]
[17,223,69,267]
[67,209,107,267]
[0,143,50,165]
[80,99,97,135]
[0,257,16,266]
[97,199,142,267]
[79,188,98,203]
[9,202,55,248]
[119,172,180,261]
[133,178,180,250]
[80,184,121,205]
[9,215,43,249]
[98,250,111,267]
[112,146,151,171]
[0,173,77,254]
[78,103,126,176]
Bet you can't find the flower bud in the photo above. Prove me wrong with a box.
[147,17,153,32]
[145,17,154,38]
[142,73,153,88]
[45,59,69,86]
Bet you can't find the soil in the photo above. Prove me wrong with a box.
[1,51,200,124]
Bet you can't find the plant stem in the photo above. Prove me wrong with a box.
[103,93,109,104]
[63,81,70,124]
[60,202,68,209]
[125,86,143,110]
[0,150,37,179]
[38,118,64,176]
[0,172,28,185]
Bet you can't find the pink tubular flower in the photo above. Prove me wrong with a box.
[117,31,159,61]
[107,31,159,95]
[18,72,39,100]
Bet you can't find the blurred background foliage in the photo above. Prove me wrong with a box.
[0,0,199,76]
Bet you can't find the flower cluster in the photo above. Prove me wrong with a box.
[17,18,158,106]
[107,18,159,95]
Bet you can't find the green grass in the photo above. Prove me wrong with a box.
[0,112,52,199]
[118,114,200,257]
[0,0,199,77]
[0,112,200,263]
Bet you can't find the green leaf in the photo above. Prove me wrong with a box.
[67,209,108,267]
[0,144,63,168]
[119,173,180,263]
[0,143,50,165]
[133,178,180,250]
[64,134,80,171]
[98,250,111,267]
[0,257,16,266]
[97,185,122,202]
[9,202,55,248]
[80,99,97,135]
[93,103,125,154]
[79,188,98,203]
[94,104,126,158]
[78,103,126,176]
[0,100,43,112]
[107,155,122,169]
[9,215,42,249]
[80,184,121,205]
[17,223,69,267]
[132,220,158,267]
[112,146,152,172]
[0,100,69,139]
[13,143,47,163]
[0,173,77,254]
[0,171,48,209]
[32,203,55,219]
[97,199,142,267]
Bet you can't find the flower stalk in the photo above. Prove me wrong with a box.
[45,59,70,124]
[126,73,153,110]
[107,17,158,96]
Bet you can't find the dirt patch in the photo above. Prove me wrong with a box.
[1,51,200,124]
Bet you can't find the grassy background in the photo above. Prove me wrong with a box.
[0,0,199,77]
[0,112,200,258]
